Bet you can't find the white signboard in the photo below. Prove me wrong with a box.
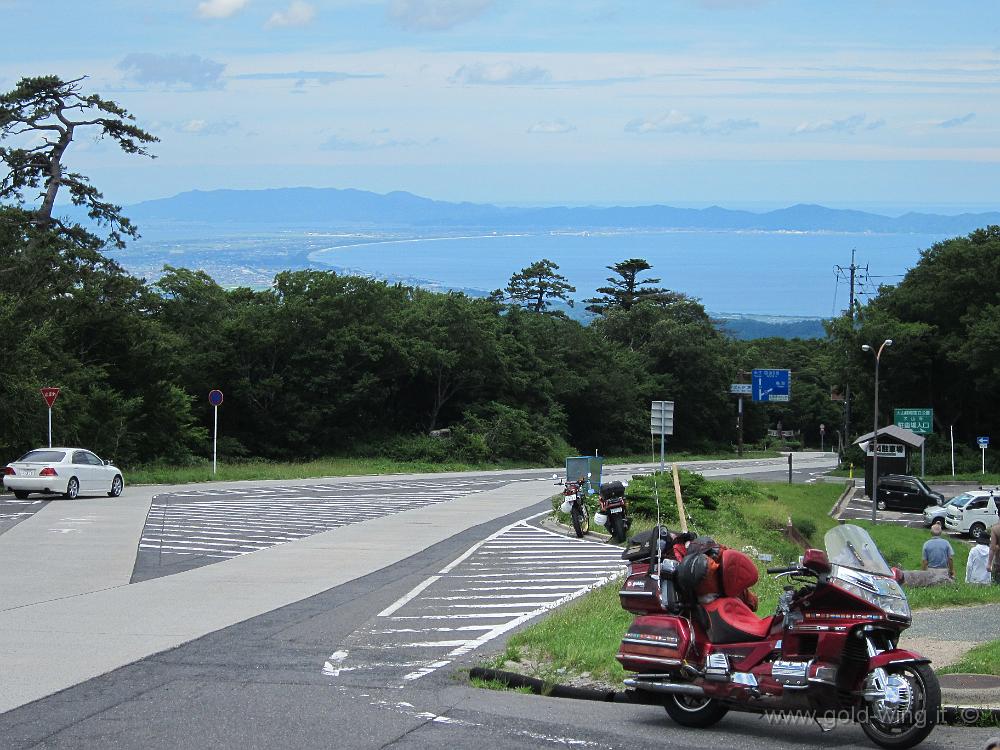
[650,401,675,436]
[865,443,906,459]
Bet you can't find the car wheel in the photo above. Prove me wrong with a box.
[13,490,29,500]
[108,475,123,498]
[64,477,79,500]
[969,522,986,538]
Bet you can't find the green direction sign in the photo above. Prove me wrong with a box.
[894,408,933,435]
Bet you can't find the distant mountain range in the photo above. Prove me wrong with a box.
[115,187,1000,235]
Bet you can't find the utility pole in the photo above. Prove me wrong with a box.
[835,249,866,457]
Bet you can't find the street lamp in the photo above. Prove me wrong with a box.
[862,339,893,522]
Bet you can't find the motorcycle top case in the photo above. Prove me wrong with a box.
[617,614,691,671]
[599,481,625,500]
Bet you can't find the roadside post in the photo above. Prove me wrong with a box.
[209,389,224,475]
[788,453,793,484]
[820,423,825,453]
[729,383,751,456]
[40,387,60,448]
[978,436,989,475]
[650,400,674,478]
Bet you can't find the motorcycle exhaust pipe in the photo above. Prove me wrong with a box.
[623,678,706,697]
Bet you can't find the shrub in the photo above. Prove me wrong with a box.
[791,516,817,542]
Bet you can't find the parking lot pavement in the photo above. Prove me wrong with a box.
[133,475,545,582]
[0,496,49,536]
[838,493,930,528]
[321,513,625,686]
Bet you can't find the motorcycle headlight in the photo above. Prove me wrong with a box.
[832,568,911,620]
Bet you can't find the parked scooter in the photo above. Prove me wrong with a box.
[594,480,631,542]
[559,474,591,538]
[617,524,939,749]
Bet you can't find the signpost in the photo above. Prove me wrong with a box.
[209,389,224,475]
[820,423,826,453]
[752,369,791,403]
[40,387,60,448]
[729,384,751,457]
[978,436,989,475]
[650,401,675,477]
[895,408,933,476]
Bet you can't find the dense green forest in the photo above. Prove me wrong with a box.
[1,76,997,471]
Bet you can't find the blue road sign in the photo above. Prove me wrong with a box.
[978,436,989,448]
[752,369,791,403]
[208,389,224,407]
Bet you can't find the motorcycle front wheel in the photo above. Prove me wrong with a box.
[662,694,729,728]
[859,662,939,749]
[571,503,589,537]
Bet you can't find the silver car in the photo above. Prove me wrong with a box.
[922,496,958,528]
[3,447,124,499]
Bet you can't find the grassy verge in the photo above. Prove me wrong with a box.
[124,456,539,485]
[491,473,1000,688]
[599,450,781,464]
[122,449,788,486]
[938,640,1000,676]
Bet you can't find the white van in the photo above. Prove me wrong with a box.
[944,490,998,537]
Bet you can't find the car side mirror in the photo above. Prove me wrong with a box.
[104,459,111,466]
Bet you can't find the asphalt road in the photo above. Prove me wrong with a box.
[1,499,991,749]
[17,454,993,748]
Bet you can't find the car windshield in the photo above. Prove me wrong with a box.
[16,450,66,463]
[949,493,978,508]
[914,477,933,493]
[824,524,892,576]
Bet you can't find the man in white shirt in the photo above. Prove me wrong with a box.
[966,532,992,584]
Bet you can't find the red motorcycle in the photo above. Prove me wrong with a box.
[617,524,939,749]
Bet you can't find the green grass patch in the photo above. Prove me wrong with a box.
[469,677,535,694]
[599,450,781,464]
[938,640,1000,676]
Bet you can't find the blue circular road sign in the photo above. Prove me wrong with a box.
[208,389,224,406]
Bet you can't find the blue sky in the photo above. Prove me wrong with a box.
[2,0,999,211]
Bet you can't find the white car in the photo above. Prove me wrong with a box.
[923,496,958,528]
[3,447,124,500]
[943,490,998,537]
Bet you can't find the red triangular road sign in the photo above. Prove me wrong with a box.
[40,387,60,409]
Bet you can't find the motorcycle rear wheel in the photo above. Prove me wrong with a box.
[662,694,729,728]
[571,504,589,537]
[610,515,627,543]
[859,662,939,749]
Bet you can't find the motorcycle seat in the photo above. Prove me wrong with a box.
[702,597,774,643]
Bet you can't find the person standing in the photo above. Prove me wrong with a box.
[921,523,954,579]
[989,519,1000,584]
[966,532,992,584]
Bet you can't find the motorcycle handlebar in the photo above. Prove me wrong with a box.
[767,565,800,575]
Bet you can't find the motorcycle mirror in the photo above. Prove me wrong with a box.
[802,548,831,574]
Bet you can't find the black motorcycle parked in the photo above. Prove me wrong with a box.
[595,480,631,542]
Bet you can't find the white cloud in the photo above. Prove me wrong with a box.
[265,1,316,29]
[937,112,975,129]
[388,0,493,31]
[450,62,550,85]
[196,0,248,19]
[625,110,758,135]
[176,119,240,136]
[792,114,881,135]
[117,53,226,89]
[527,120,576,134]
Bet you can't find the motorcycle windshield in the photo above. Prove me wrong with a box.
[823,524,892,576]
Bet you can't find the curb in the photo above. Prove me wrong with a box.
[469,669,1000,725]
[829,480,856,519]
